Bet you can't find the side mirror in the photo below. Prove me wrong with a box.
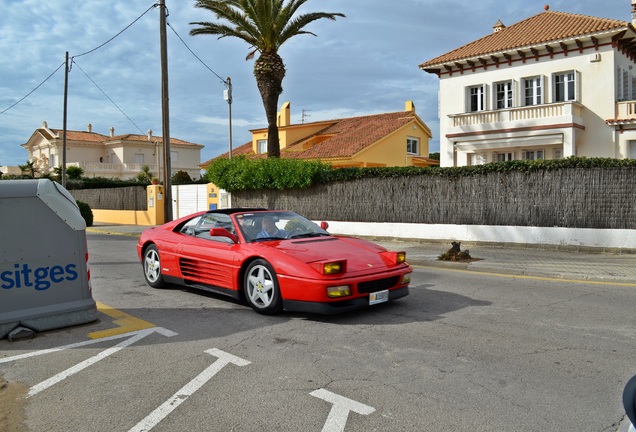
[209,228,238,243]
[320,221,329,230]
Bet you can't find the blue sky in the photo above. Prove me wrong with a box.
[0,0,630,166]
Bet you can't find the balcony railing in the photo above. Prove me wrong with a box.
[449,101,583,127]
[616,101,636,119]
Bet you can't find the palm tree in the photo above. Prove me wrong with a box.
[190,0,345,158]
[18,160,39,178]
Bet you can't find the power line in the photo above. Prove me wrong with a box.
[71,59,146,135]
[166,21,227,85]
[1,3,158,115]
[0,61,65,115]
[74,3,159,59]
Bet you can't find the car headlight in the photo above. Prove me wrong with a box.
[400,273,411,285]
[322,261,345,275]
[327,285,351,298]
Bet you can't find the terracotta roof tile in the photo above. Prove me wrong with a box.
[48,129,200,146]
[282,111,417,160]
[201,110,420,167]
[420,10,630,68]
[48,129,108,142]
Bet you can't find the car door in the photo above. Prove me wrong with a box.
[177,213,239,289]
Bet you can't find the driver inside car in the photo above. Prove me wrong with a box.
[256,216,287,239]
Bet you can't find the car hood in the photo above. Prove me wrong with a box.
[269,236,397,274]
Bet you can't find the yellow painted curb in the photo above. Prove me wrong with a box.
[89,302,156,339]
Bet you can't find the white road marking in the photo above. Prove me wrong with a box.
[0,327,177,364]
[310,388,376,432]
[1,327,178,398]
[128,348,251,432]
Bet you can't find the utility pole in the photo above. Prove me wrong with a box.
[159,0,173,222]
[62,51,69,187]
[224,77,233,159]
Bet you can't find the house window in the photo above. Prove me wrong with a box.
[468,85,486,112]
[524,76,542,106]
[553,149,562,159]
[257,139,267,154]
[406,137,419,155]
[170,151,178,162]
[469,153,487,165]
[495,81,513,109]
[49,154,56,167]
[135,153,144,164]
[495,152,514,162]
[523,150,544,161]
[553,71,576,102]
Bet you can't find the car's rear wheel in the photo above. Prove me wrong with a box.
[244,259,283,315]
[143,244,166,288]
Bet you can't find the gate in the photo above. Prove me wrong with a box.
[171,184,209,219]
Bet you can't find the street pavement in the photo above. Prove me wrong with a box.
[88,222,636,285]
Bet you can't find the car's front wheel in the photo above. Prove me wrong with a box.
[244,259,283,315]
[143,244,166,288]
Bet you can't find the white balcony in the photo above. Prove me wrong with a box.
[448,101,584,130]
[616,101,636,119]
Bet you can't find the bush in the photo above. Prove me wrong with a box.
[206,156,331,192]
[205,156,636,192]
[76,200,94,227]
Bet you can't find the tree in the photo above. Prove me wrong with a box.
[136,164,154,183]
[190,0,344,158]
[18,160,39,178]
[66,166,84,180]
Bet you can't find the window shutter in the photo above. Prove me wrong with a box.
[483,84,489,111]
[512,79,518,108]
[539,75,545,105]
[575,70,581,102]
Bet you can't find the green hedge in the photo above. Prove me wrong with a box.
[206,156,636,192]
[76,200,94,227]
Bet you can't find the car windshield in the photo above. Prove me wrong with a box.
[235,211,330,242]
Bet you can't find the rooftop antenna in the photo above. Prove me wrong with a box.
[301,109,311,124]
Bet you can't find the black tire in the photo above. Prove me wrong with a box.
[143,244,167,288]
[243,259,283,315]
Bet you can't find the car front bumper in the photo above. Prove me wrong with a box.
[281,286,409,315]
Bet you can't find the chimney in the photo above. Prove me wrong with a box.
[87,123,92,133]
[41,121,48,129]
[110,127,115,138]
[147,129,153,141]
[405,100,416,112]
[493,19,505,33]
[278,102,291,127]
[632,0,636,25]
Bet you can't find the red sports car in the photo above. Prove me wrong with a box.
[136,209,412,315]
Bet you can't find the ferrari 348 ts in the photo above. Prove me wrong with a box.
[136,209,412,315]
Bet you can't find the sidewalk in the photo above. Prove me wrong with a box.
[87,223,636,285]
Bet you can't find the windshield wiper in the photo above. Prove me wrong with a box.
[289,232,331,239]
[251,236,286,242]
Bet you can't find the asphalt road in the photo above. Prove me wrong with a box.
[1,233,635,431]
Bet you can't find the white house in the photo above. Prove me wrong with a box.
[20,122,204,180]
[420,3,636,167]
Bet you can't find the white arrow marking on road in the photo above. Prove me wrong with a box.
[27,327,177,398]
[128,348,251,432]
[310,388,376,432]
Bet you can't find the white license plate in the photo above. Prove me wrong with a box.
[369,289,389,305]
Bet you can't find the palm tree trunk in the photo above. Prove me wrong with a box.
[254,52,286,158]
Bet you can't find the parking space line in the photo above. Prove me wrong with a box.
[129,348,250,432]
[89,302,156,339]
[310,389,375,432]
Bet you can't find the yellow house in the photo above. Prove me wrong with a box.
[201,101,437,168]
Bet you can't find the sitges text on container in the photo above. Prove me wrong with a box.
[1,263,79,291]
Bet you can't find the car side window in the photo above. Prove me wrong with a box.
[180,216,201,236]
[193,214,236,243]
